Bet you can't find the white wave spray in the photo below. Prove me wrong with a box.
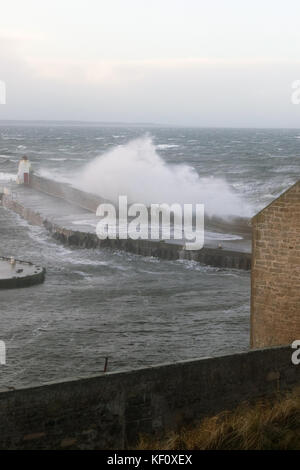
[73,136,251,219]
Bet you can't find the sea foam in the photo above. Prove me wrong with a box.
[73,136,252,219]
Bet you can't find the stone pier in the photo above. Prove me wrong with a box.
[0,176,252,270]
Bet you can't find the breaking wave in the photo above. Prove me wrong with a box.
[72,136,251,219]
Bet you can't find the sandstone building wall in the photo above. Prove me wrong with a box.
[251,181,300,348]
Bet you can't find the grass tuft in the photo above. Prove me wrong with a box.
[136,387,300,450]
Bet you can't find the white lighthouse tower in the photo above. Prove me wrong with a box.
[17,156,32,185]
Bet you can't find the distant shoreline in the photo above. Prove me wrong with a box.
[0,120,300,129]
[0,120,162,128]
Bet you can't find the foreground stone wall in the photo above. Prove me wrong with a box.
[251,181,300,348]
[0,346,298,450]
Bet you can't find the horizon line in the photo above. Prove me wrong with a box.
[0,119,300,130]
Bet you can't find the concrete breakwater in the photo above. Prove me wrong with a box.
[0,345,298,450]
[0,188,252,270]
[0,174,252,269]
[29,174,252,239]
[29,173,111,213]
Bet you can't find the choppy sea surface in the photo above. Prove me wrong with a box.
[0,125,299,387]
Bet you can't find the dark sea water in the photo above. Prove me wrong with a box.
[0,125,299,387]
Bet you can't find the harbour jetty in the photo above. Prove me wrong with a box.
[0,174,252,270]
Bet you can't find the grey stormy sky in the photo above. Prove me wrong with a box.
[1,0,300,126]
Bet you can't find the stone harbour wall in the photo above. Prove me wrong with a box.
[1,191,251,270]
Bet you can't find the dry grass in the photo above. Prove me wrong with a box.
[136,387,300,450]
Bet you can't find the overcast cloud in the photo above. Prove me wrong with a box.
[1,0,300,126]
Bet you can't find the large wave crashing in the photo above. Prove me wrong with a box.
[73,136,251,219]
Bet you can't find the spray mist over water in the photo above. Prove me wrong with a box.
[73,136,251,219]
